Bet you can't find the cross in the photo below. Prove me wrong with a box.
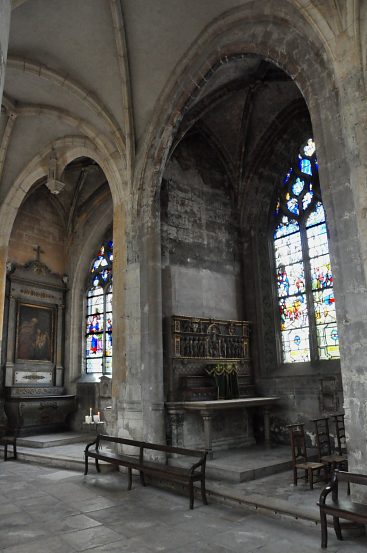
[33,245,44,262]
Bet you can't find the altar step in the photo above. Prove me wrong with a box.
[16,431,92,448]
[6,432,293,483]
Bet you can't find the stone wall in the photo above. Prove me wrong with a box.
[8,185,66,275]
[161,132,242,321]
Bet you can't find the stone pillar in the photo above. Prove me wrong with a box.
[111,202,127,435]
[138,199,166,443]
[315,48,367,483]
[113,197,165,444]
[0,0,10,105]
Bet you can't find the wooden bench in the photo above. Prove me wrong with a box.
[84,434,208,509]
[318,469,367,548]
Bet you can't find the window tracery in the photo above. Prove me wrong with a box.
[273,139,339,363]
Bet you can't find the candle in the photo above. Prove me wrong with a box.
[89,408,92,417]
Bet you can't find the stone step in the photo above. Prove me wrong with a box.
[16,432,93,448]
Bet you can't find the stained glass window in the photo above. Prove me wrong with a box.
[273,139,339,363]
[85,239,113,374]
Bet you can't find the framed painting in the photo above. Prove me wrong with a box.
[16,303,54,362]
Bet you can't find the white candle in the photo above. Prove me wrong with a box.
[89,407,92,417]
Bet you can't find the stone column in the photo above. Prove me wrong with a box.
[315,47,367,480]
[0,0,10,105]
[111,202,127,435]
[138,199,166,443]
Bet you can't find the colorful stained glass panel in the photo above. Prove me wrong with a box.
[86,314,104,334]
[279,295,309,331]
[276,263,305,297]
[314,290,337,325]
[317,323,340,360]
[310,255,332,290]
[281,327,310,363]
[86,333,103,357]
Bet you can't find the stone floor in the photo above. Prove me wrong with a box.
[1,460,367,552]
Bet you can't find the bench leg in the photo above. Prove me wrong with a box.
[201,479,208,505]
[293,467,297,486]
[128,468,132,491]
[189,481,194,510]
[320,509,328,549]
[84,456,89,475]
[140,471,146,487]
[13,441,17,460]
[95,459,101,473]
[333,516,342,541]
[309,468,314,490]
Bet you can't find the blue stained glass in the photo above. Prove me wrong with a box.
[86,239,113,374]
[302,191,313,210]
[287,198,299,215]
[306,202,325,227]
[283,168,292,184]
[292,178,304,196]
[274,138,339,363]
[299,158,312,175]
[274,217,299,239]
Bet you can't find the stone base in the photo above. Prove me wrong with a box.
[4,395,77,435]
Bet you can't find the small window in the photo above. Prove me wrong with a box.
[85,239,113,374]
[273,139,339,363]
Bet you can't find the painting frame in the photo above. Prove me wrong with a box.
[16,302,55,362]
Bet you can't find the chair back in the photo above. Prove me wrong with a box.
[313,417,332,458]
[288,424,308,464]
[333,414,347,455]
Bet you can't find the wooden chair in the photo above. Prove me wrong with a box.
[288,424,326,489]
[332,413,347,456]
[313,417,347,472]
[0,425,17,461]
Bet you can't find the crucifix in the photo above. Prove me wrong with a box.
[33,244,44,262]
